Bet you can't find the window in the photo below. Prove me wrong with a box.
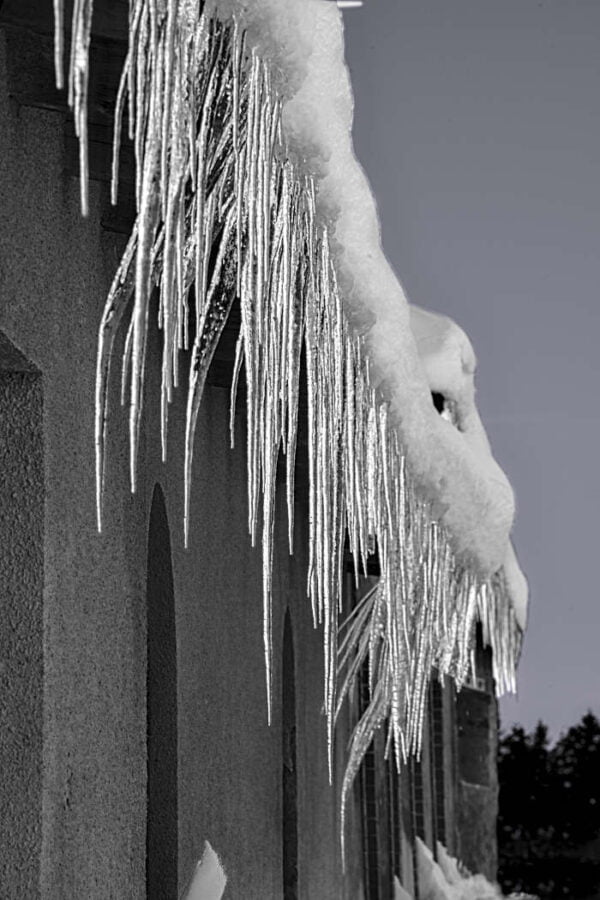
[282,610,298,899]
[146,484,178,899]
[456,628,494,787]
[358,661,395,900]
[429,677,447,847]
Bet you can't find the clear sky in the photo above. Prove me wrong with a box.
[341,0,600,741]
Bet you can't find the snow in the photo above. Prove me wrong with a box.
[54,0,526,824]
[408,304,528,628]
[224,0,525,592]
[54,0,526,604]
[417,839,502,900]
[416,840,538,900]
[395,876,414,900]
[501,541,529,631]
[183,841,227,900]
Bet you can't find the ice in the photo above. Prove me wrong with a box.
[56,0,525,832]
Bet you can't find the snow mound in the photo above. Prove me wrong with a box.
[409,305,528,627]
[418,839,502,900]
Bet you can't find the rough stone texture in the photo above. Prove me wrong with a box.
[0,17,505,897]
[457,780,499,882]
[0,26,355,900]
[0,366,44,898]
[455,682,499,881]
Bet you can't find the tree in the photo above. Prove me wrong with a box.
[498,712,600,900]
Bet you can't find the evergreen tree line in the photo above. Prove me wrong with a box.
[498,712,600,899]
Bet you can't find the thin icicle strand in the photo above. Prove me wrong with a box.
[53,0,94,213]
[59,1,522,846]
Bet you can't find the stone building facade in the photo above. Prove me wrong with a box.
[0,4,503,898]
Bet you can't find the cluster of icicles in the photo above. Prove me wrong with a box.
[54,0,521,835]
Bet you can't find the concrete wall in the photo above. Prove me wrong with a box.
[0,20,505,897]
[0,345,44,898]
[0,28,356,900]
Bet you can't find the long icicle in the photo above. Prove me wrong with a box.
[58,2,522,851]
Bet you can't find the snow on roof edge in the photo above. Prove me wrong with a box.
[226,0,527,621]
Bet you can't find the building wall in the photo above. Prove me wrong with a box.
[0,343,44,896]
[0,19,502,899]
[0,27,360,899]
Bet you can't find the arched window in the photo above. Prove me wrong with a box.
[282,610,298,899]
[146,484,178,899]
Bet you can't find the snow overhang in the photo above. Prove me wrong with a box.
[50,0,527,822]
[230,0,527,619]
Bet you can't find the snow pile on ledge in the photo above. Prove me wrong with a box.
[414,839,538,900]
[225,0,525,602]
[183,842,227,900]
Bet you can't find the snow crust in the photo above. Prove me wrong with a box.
[409,305,528,627]
[183,841,227,900]
[417,839,502,900]
[394,876,414,900]
[394,839,537,900]
[223,0,526,603]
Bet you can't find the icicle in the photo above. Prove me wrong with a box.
[111,56,130,206]
[229,333,244,450]
[61,4,522,854]
[184,202,237,547]
[95,224,138,532]
[53,0,64,90]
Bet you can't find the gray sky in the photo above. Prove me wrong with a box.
[341,0,600,740]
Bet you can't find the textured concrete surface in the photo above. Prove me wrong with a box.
[0,366,44,898]
[0,19,503,897]
[0,27,355,899]
[146,484,178,899]
[457,781,498,881]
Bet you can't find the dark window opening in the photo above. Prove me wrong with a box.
[146,484,178,900]
[411,755,425,842]
[358,661,395,900]
[343,533,381,578]
[431,391,446,414]
[457,628,494,787]
[282,611,298,900]
[361,735,381,900]
[409,759,421,900]
[387,754,403,884]
[429,678,447,847]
